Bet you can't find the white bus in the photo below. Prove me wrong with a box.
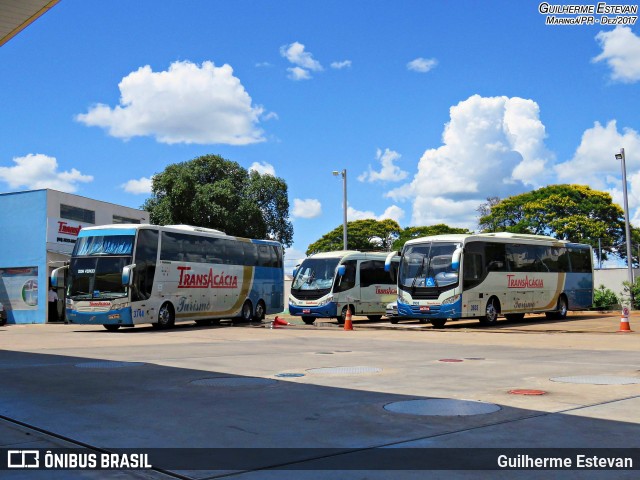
[289,251,399,324]
[51,224,284,331]
[386,233,593,328]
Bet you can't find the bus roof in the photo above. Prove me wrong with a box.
[305,250,391,260]
[77,224,281,245]
[404,232,571,247]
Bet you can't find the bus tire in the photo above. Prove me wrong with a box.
[253,301,266,322]
[505,313,525,322]
[302,316,315,325]
[430,318,446,329]
[389,318,399,324]
[479,297,500,326]
[103,324,121,331]
[240,300,253,322]
[338,306,353,325]
[155,302,175,329]
[367,315,382,321]
[546,295,568,320]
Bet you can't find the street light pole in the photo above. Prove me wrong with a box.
[616,148,634,305]
[332,169,347,250]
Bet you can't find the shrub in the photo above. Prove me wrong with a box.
[593,285,619,310]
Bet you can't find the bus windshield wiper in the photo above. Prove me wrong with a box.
[411,256,427,291]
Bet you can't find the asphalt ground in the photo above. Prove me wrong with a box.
[0,311,638,479]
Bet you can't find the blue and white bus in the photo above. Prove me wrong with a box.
[386,233,593,328]
[51,224,284,331]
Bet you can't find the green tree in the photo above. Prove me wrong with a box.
[143,154,293,247]
[478,185,624,260]
[306,219,401,255]
[391,224,472,250]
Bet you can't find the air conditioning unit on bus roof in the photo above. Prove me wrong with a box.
[165,225,225,234]
[484,232,563,242]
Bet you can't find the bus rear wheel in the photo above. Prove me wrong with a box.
[546,296,568,320]
[301,316,315,325]
[240,300,253,322]
[479,298,500,326]
[103,324,121,331]
[253,301,266,322]
[154,302,175,329]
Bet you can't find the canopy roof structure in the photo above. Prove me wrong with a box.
[0,0,59,47]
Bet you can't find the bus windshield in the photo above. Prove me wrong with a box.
[292,258,341,291]
[399,242,459,289]
[67,256,132,300]
[72,235,134,256]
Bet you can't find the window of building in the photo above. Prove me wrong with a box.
[113,214,141,224]
[60,204,95,224]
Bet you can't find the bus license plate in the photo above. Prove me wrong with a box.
[420,306,430,312]
[303,309,311,314]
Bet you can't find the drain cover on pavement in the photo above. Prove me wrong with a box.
[550,376,640,385]
[75,361,145,369]
[306,366,382,375]
[191,377,277,387]
[509,389,547,395]
[384,399,501,416]
[439,359,463,362]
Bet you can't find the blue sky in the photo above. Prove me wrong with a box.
[1,0,640,268]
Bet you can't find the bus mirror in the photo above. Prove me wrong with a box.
[50,266,67,288]
[122,264,136,286]
[337,265,346,276]
[292,268,298,278]
[452,248,463,270]
[384,251,399,272]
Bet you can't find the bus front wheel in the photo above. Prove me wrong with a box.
[302,316,315,325]
[430,318,446,329]
[338,306,353,325]
[154,302,175,329]
[479,298,500,326]
[103,324,121,332]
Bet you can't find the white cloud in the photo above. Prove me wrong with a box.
[292,198,322,218]
[280,42,323,80]
[284,246,306,271]
[358,148,409,183]
[0,153,93,193]
[287,66,312,81]
[407,57,438,73]
[249,161,276,176]
[347,205,405,223]
[555,120,640,219]
[387,94,554,230]
[593,26,640,83]
[122,177,153,194]
[331,60,352,69]
[76,60,266,145]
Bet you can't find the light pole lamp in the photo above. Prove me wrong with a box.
[616,148,634,304]
[332,169,347,250]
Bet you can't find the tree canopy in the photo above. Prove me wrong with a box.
[143,154,293,247]
[305,219,401,255]
[478,184,625,260]
[391,224,472,250]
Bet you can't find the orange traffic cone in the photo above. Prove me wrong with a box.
[618,312,633,333]
[271,316,289,329]
[344,309,353,331]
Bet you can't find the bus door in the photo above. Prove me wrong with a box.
[359,259,395,314]
[505,244,534,312]
[334,260,357,311]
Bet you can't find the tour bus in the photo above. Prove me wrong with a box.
[51,224,284,331]
[289,251,399,324]
[385,233,593,328]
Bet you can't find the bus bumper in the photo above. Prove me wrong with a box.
[289,303,338,318]
[65,307,134,326]
[397,299,461,319]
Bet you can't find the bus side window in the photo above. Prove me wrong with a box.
[334,260,356,292]
[463,253,483,289]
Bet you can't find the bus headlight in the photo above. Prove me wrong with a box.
[316,296,333,307]
[442,295,460,305]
